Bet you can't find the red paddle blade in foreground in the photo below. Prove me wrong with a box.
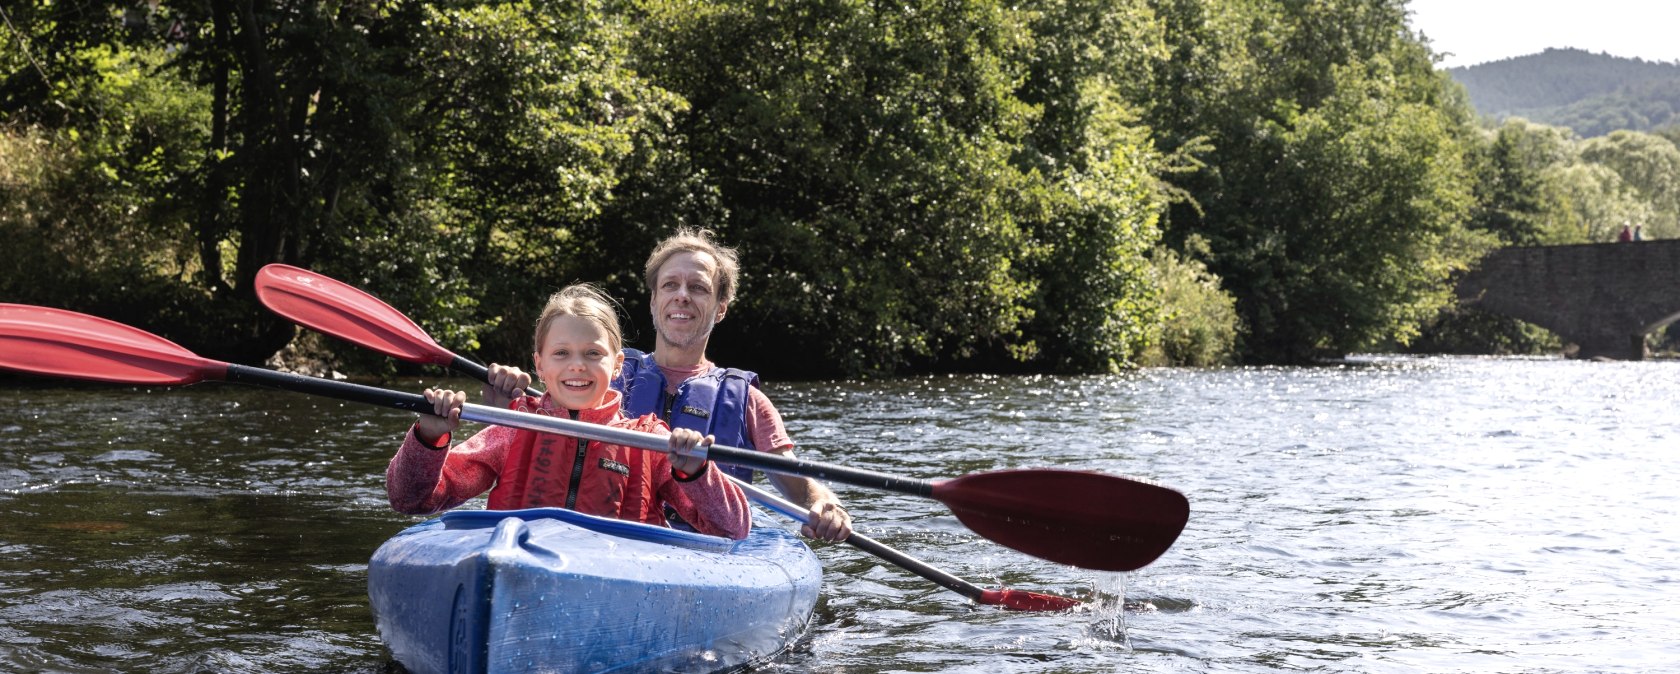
[936,470,1189,573]
[0,304,221,385]
[255,264,453,367]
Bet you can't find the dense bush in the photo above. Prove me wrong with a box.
[1142,239,1240,367]
[1408,307,1561,356]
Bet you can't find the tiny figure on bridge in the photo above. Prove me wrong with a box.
[1618,224,1633,242]
[1634,225,1644,241]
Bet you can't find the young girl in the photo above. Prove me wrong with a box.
[385,284,751,540]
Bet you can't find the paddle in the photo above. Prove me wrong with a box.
[254,264,504,385]
[0,303,1189,573]
[253,264,1088,608]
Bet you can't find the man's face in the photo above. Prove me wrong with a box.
[651,250,726,351]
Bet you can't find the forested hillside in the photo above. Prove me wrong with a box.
[1541,79,1680,137]
[1450,48,1680,136]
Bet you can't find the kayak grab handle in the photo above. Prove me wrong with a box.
[441,507,736,554]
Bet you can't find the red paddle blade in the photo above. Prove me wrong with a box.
[933,469,1189,572]
[978,588,1082,612]
[254,264,452,367]
[0,304,223,385]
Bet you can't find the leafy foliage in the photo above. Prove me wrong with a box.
[1409,306,1561,356]
[1463,120,1676,245]
[0,46,221,346]
[1577,130,1680,239]
[626,0,1168,375]
[8,0,1601,373]
[1541,79,1680,138]
[1411,121,1680,355]
[1,0,675,369]
[627,0,1033,375]
[394,0,689,363]
[1141,0,1491,363]
[1466,119,1575,245]
[1141,237,1238,367]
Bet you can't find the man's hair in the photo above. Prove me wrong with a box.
[532,284,624,354]
[643,228,741,306]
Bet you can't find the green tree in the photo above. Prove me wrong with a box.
[1409,307,1560,356]
[1655,124,1680,148]
[1010,0,1172,371]
[1264,59,1489,354]
[4,0,429,361]
[1541,162,1656,242]
[629,0,1167,375]
[1,0,676,369]
[0,44,216,346]
[396,0,688,362]
[1577,130,1680,238]
[1412,120,1657,355]
[1467,119,1575,245]
[635,0,1036,375]
[1142,0,1490,362]
[1414,119,1573,356]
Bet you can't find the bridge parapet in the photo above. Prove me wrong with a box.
[1456,239,1680,360]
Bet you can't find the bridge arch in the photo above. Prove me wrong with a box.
[1455,239,1680,360]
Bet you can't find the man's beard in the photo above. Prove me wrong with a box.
[655,314,716,350]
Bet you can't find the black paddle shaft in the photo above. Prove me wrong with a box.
[446,353,545,399]
[446,354,494,384]
[222,364,938,498]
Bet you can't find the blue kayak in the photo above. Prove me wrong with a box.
[368,507,822,674]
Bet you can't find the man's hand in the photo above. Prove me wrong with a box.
[802,497,852,542]
[482,363,532,409]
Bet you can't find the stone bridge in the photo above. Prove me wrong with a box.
[1455,239,1680,360]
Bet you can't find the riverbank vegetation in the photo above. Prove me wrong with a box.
[4,0,1679,376]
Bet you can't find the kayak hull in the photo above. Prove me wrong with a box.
[368,508,821,674]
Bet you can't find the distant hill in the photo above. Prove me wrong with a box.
[1448,48,1680,137]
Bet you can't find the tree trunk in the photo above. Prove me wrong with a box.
[197,0,233,297]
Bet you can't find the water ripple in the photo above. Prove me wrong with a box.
[3,359,1679,672]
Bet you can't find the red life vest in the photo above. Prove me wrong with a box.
[485,390,668,526]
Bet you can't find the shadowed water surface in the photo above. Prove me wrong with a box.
[2,356,1676,672]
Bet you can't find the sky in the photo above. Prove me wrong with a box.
[1406,0,1680,69]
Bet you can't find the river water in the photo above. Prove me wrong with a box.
[1,355,1676,673]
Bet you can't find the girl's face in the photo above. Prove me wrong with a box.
[532,314,624,411]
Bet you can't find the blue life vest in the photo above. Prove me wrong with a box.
[613,348,759,483]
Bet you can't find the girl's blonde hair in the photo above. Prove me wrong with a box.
[532,284,624,354]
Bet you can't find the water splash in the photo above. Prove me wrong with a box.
[1087,572,1132,649]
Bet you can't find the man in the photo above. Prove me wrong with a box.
[613,228,852,542]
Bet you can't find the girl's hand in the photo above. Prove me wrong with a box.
[482,364,532,409]
[416,388,466,445]
[667,429,713,477]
